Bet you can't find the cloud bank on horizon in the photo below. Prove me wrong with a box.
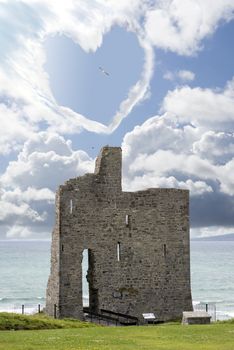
[0,0,234,239]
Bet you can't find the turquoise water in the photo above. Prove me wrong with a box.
[191,241,234,319]
[0,240,234,319]
[0,240,50,313]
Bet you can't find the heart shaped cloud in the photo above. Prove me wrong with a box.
[44,27,152,132]
[0,0,154,146]
[1,0,233,152]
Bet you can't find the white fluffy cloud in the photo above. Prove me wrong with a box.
[0,197,46,222]
[164,70,195,82]
[145,0,234,55]
[161,78,234,129]
[0,132,95,238]
[193,131,234,162]
[0,103,35,155]
[123,114,199,159]
[122,112,234,197]
[1,132,94,191]
[124,174,213,196]
[1,187,54,204]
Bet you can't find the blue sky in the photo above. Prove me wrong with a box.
[44,27,145,126]
[0,0,234,239]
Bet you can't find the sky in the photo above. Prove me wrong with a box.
[0,0,234,239]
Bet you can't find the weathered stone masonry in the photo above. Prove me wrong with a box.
[46,146,193,322]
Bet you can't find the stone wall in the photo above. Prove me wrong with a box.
[46,146,193,322]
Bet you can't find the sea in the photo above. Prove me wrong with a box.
[0,240,234,320]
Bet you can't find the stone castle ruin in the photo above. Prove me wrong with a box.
[46,146,192,323]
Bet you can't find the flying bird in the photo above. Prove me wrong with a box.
[99,66,110,76]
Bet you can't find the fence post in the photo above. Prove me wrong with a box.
[38,304,41,314]
[22,304,24,315]
[54,304,57,319]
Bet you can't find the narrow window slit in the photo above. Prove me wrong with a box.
[163,244,167,257]
[125,214,130,227]
[70,199,73,214]
[117,242,121,261]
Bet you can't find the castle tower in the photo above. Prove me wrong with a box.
[46,146,192,322]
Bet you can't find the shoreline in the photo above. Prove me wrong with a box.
[0,301,234,321]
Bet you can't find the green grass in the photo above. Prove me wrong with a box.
[0,314,234,350]
[0,313,96,331]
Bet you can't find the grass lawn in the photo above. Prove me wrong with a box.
[1,318,234,350]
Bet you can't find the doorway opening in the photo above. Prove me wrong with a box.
[82,249,89,308]
[82,249,99,313]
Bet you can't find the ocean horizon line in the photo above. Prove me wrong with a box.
[0,239,51,242]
